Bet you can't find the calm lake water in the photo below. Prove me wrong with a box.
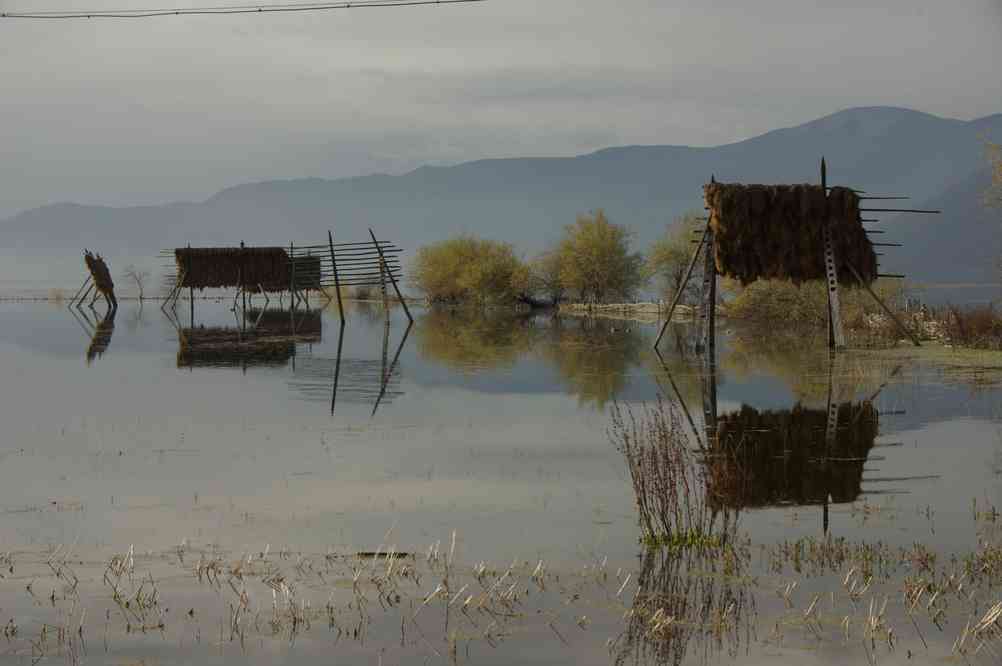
[0,300,1000,664]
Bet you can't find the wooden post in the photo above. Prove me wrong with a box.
[821,158,846,350]
[290,242,297,312]
[240,241,247,315]
[369,229,413,323]
[846,263,921,347]
[654,223,709,348]
[328,231,345,323]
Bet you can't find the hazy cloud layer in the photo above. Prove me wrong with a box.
[1,0,1000,216]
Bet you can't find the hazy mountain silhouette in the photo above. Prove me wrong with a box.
[3,106,1000,283]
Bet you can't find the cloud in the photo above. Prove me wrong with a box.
[0,0,999,216]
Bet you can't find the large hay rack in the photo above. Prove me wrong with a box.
[654,158,939,354]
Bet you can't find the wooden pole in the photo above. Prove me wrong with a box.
[821,158,846,351]
[240,241,247,314]
[187,243,194,326]
[290,242,297,312]
[328,231,345,323]
[369,229,413,323]
[845,263,921,347]
[654,223,709,348]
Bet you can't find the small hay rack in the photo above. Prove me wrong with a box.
[160,229,412,327]
[69,250,118,311]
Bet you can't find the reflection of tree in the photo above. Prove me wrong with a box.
[614,541,753,666]
[415,309,539,371]
[722,329,892,405]
[538,316,644,408]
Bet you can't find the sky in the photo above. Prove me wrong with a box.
[1,0,1000,218]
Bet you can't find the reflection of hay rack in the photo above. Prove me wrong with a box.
[654,334,919,534]
[245,308,322,343]
[288,320,412,417]
[655,158,936,352]
[176,326,297,369]
[707,402,878,509]
[70,306,116,365]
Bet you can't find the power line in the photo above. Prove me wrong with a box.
[0,0,485,19]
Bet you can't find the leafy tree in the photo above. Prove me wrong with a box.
[644,211,705,303]
[555,209,644,303]
[527,250,565,305]
[410,236,529,304]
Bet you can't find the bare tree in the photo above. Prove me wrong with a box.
[122,264,151,301]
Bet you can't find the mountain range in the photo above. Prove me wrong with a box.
[3,106,1000,284]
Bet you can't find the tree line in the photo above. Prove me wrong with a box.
[410,209,704,306]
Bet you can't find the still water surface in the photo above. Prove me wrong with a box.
[0,301,999,664]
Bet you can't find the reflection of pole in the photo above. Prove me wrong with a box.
[330,319,345,416]
[372,320,413,417]
[653,348,703,445]
[822,350,839,535]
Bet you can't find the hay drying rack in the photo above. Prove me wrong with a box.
[652,157,940,534]
[159,229,412,328]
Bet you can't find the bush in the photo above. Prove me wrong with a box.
[943,304,1002,350]
[556,209,644,303]
[410,236,529,305]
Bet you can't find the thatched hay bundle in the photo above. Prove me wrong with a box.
[707,402,877,508]
[175,248,322,292]
[704,183,877,285]
[84,252,115,295]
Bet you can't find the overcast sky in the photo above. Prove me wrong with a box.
[1,0,1000,217]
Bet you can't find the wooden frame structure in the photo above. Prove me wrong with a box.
[654,158,937,354]
[69,250,117,311]
[160,230,412,327]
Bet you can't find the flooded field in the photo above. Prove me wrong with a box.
[1,300,1001,664]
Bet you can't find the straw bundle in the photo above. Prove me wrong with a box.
[175,248,322,292]
[704,183,877,285]
[707,402,877,508]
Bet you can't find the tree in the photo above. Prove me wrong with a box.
[122,264,151,301]
[410,236,529,305]
[988,140,1002,210]
[644,211,705,303]
[555,209,644,303]
[527,250,565,305]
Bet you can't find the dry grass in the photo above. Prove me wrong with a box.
[610,396,729,549]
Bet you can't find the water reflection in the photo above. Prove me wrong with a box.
[415,310,646,407]
[71,306,116,364]
[415,309,538,371]
[289,320,412,416]
[707,402,878,509]
[615,542,753,666]
[174,308,324,368]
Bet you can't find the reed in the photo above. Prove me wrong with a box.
[609,396,724,549]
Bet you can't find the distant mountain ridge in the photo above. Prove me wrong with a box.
[3,106,1000,284]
